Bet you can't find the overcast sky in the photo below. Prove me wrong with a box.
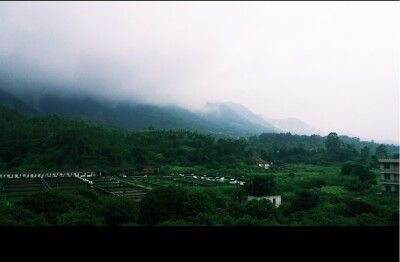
[0,2,398,143]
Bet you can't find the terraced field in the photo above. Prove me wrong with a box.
[87,177,151,202]
[1,176,151,203]
[0,178,46,202]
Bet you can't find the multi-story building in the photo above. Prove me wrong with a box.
[378,159,399,194]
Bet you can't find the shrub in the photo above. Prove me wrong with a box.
[244,199,279,220]
[347,200,378,217]
[138,186,189,225]
[291,189,320,212]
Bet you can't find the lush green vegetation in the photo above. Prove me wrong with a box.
[0,105,252,171]
[0,105,398,226]
[1,179,397,226]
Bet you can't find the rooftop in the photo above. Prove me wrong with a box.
[256,158,267,164]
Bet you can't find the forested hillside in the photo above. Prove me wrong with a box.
[0,105,252,171]
[1,105,397,172]
[247,132,398,168]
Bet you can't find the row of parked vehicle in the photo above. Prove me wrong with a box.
[172,172,245,185]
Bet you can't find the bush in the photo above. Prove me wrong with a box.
[15,190,73,225]
[243,175,275,196]
[138,186,189,225]
[321,186,347,195]
[95,196,139,226]
[226,201,246,218]
[356,213,385,226]
[57,211,106,226]
[291,189,320,212]
[244,199,279,220]
[341,162,376,185]
[182,191,217,218]
[233,214,263,226]
[347,200,378,217]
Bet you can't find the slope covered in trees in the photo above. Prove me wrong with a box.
[0,105,253,171]
[1,105,398,172]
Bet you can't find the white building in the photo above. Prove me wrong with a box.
[256,158,270,169]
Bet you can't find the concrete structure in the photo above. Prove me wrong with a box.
[0,169,102,179]
[247,195,281,207]
[378,159,399,194]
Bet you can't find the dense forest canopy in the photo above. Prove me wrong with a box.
[0,105,398,172]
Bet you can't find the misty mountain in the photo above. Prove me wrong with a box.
[0,88,40,115]
[199,102,282,135]
[30,94,234,136]
[0,89,248,138]
[263,117,325,136]
[0,88,361,141]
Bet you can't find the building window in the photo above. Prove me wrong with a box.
[384,163,390,169]
[273,198,276,205]
[384,174,391,180]
[385,185,392,192]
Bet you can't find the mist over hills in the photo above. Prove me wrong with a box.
[0,88,40,115]
[200,102,282,133]
[198,101,282,135]
[1,88,276,138]
[2,87,396,145]
[264,117,326,137]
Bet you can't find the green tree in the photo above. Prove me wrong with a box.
[244,199,279,220]
[138,186,189,225]
[375,144,389,159]
[57,211,106,226]
[15,190,73,225]
[347,200,378,217]
[244,175,275,196]
[226,201,246,218]
[324,132,341,159]
[341,162,376,186]
[95,196,139,226]
[360,146,370,160]
[291,190,319,212]
[341,143,358,161]
[247,135,259,147]
[182,191,217,218]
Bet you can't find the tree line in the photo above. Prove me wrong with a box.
[0,105,397,172]
[1,185,397,226]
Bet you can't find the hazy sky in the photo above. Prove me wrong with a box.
[0,2,398,143]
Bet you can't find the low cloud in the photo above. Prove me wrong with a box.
[0,2,398,142]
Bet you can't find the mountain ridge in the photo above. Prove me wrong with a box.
[0,88,40,115]
[0,88,377,142]
[263,117,325,136]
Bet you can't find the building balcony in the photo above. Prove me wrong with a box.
[380,179,399,184]
[379,169,399,174]
[382,190,399,195]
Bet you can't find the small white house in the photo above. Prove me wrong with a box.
[247,195,281,207]
[256,158,270,169]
